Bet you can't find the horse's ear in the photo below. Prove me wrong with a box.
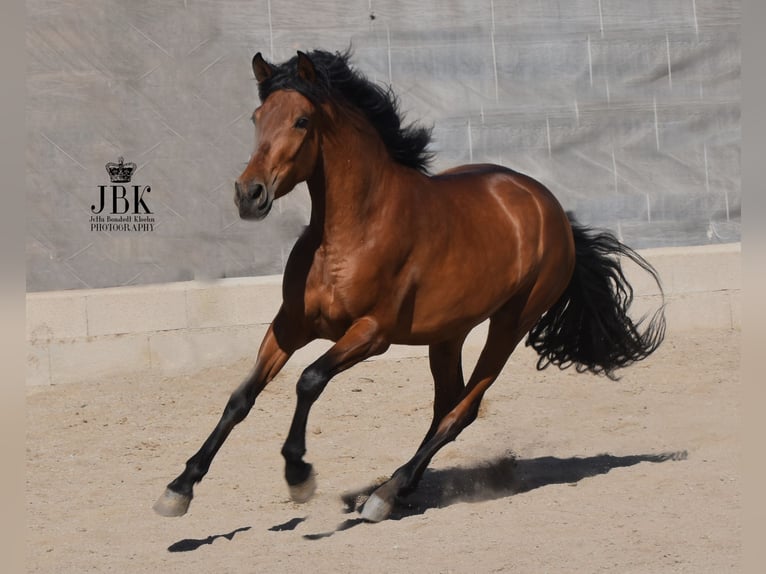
[296,51,317,84]
[252,52,273,83]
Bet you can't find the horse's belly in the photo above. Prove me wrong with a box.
[397,277,518,345]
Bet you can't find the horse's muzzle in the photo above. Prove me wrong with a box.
[234,180,273,220]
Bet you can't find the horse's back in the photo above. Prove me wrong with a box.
[429,163,572,258]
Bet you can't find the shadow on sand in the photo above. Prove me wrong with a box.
[167,526,252,552]
[167,451,687,548]
[305,451,687,539]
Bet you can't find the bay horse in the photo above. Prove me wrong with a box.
[154,49,665,523]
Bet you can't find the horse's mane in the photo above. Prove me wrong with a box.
[257,49,433,173]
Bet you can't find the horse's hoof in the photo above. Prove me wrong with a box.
[153,488,191,517]
[360,492,393,523]
[288,467,316,503]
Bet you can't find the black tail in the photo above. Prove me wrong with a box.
[526,214,666,380]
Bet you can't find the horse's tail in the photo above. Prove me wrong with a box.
[525,214,666,380]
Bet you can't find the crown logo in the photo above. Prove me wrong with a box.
[105,156,137,183]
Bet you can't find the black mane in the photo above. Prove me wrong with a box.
[257,49,433,173]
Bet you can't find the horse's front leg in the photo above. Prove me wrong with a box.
[281,317,389,502]
[153,307,306,517]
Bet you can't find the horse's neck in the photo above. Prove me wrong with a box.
[307,115,398,242]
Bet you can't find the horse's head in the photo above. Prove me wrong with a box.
[235,51,323,221]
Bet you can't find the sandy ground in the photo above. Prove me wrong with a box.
[27,328,741,573]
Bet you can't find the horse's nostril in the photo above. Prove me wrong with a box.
[248,183,264,201]
[236,181,264,201]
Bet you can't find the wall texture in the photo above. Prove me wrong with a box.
[26,0,741,292]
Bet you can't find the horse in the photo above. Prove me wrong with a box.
[154,49,666,523]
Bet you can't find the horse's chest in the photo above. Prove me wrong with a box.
[303,285,347,339]
[303,255,373,338]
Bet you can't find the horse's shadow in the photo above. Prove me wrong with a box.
[167,451,688,549]
[167,526,252,552]
[294,451,687,540]
[339,451,688,522]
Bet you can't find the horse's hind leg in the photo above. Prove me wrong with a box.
[361,309,526,523]
[420,334,467,448]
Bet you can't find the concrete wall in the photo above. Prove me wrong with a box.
[26,243,741,386]
[26,0,740,292]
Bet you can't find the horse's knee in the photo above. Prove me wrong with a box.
[224,389,254,424]
[296,365,328,403]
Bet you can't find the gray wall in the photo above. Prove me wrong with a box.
[26,0,741,292]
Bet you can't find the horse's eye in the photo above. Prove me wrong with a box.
[294,117,309,129]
